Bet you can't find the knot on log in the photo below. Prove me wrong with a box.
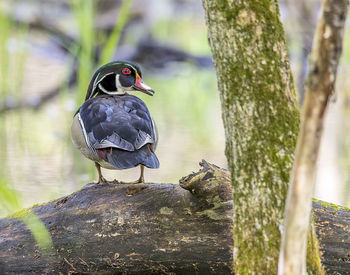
[179,159,232,202]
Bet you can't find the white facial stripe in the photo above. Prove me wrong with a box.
[93,72,115,92]
[98,83,125,95]
[116,74,123,92]
[93,72,100,87]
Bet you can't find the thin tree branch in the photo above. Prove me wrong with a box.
[278,0,349,274]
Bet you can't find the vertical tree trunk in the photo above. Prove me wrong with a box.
[279,0,349,274]
[202,1,300,274]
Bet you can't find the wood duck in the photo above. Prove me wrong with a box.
[71,61,159,184]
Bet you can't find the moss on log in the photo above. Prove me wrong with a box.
[0,161,349,274]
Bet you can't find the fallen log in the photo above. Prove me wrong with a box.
[0,161,349,274]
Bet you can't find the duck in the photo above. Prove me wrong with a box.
[71,61,159,184]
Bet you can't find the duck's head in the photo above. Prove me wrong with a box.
[85,61,154,100]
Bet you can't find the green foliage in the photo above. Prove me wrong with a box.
[0,4,22,216]
[99,0,134,66]
[8,206,53,251]
[71,0,134,104]
[0,12,10,95]
[0,175,21,213]
[71,0,95,103]
[22,211,53,251]
[0,124,53,252]
[0,3,53,252]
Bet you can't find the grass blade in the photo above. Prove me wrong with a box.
[98,0,134,66]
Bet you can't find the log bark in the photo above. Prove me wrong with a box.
[0,161,349,274]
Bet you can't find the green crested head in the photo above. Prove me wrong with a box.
[85,61,154,100]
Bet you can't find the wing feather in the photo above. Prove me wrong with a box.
[93,132,134,151]
[134,130,154,150]
[79,95,156,152]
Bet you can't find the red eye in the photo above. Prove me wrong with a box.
[122,68,131,75]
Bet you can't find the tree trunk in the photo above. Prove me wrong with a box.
[0,161,349,274]
[201,1,300,274]
[279,0,349,274]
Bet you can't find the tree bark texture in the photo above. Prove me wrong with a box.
[279,0,349,274]
[201,1,300,274]
[0,161,349,274]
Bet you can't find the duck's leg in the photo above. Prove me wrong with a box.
[137,165,145,183]
[117,165,145,184]
[95,162,108,184]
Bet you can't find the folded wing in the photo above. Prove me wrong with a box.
[79,94,159,169]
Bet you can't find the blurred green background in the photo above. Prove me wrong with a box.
[0,0,349,218]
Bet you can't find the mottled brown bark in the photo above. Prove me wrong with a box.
[279,0,349,274]
[0,161,349,274]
